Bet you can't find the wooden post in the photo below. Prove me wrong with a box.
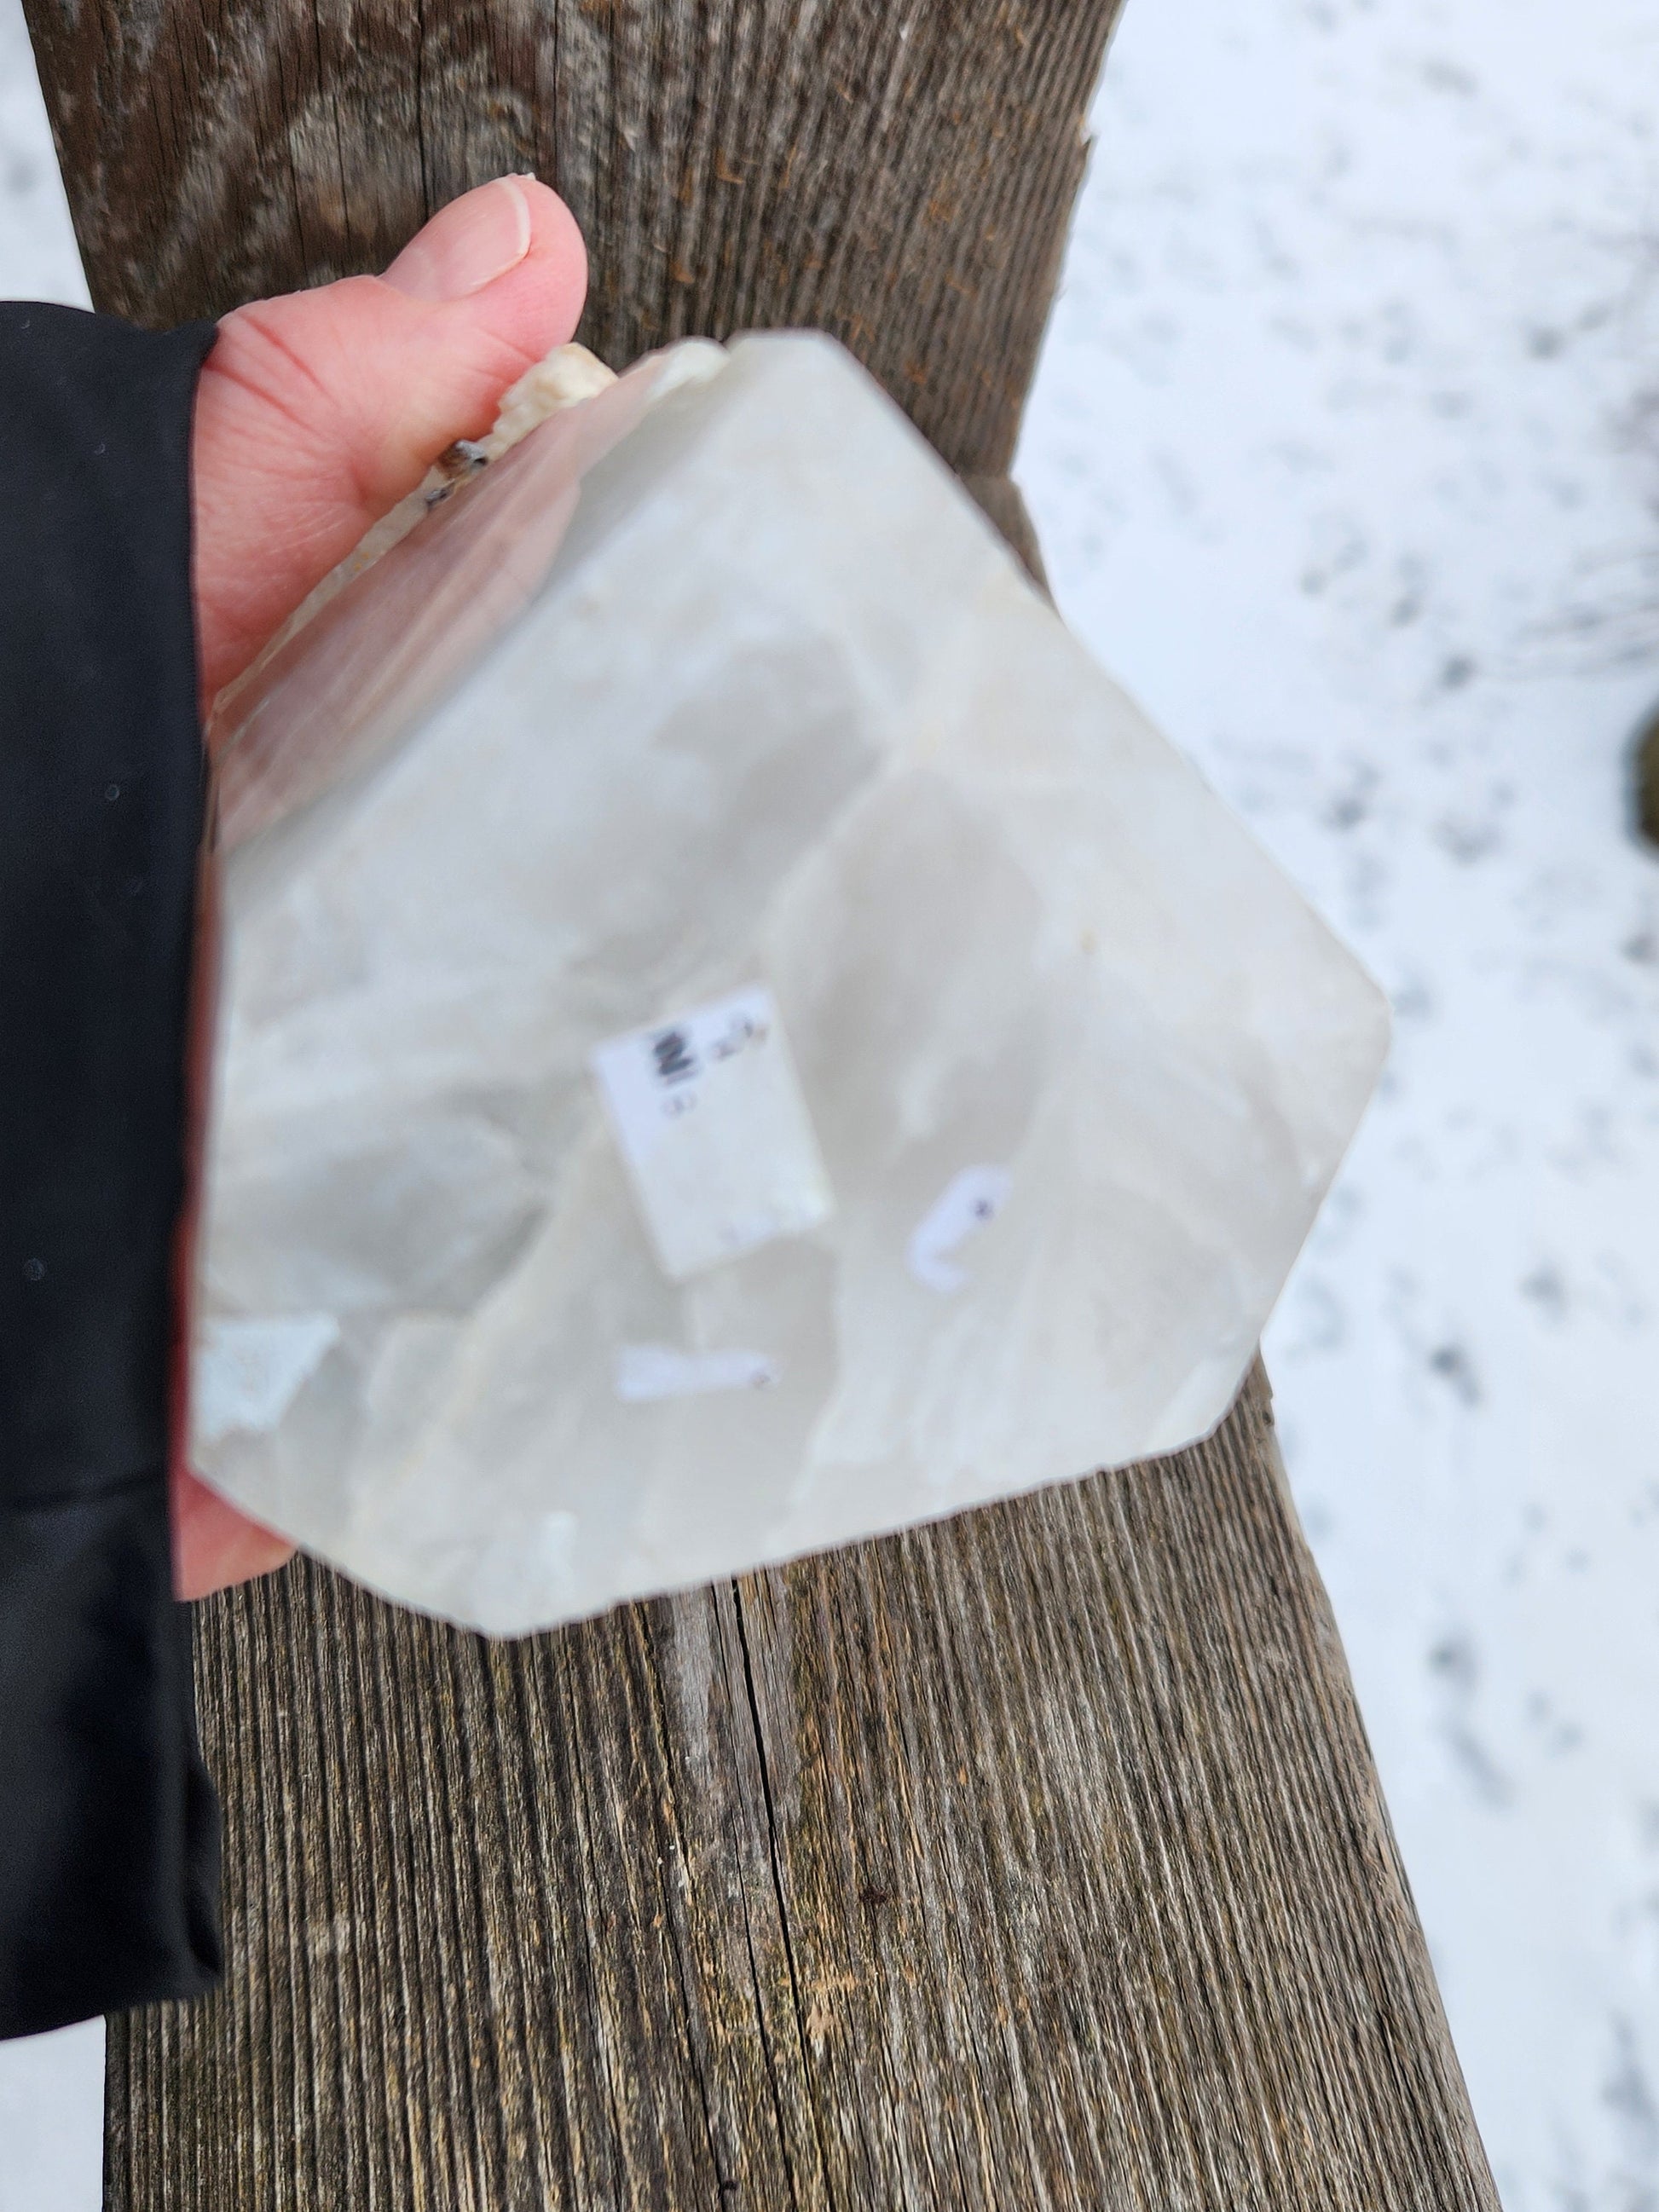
[24,7,1500,2204]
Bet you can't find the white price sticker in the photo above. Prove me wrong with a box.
[592,985,834,1281]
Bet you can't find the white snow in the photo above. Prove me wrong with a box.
[3,0,1656,2200]
[1021,1,1659,2202]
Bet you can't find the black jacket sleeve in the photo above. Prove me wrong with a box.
[0,302,223,2040]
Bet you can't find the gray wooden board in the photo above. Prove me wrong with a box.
[19,2,1500,2201]
[23,0,1113,477]
[101,1372,1499,2209]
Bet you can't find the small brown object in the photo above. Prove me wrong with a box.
[1637,707,1659,847]
[21,4,1500,2204]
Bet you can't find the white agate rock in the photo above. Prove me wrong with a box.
[194,333,1388,1637]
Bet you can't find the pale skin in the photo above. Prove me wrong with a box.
[175,176,589,1600]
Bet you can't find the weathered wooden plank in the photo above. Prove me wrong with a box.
[101,1375,1498,2209]
[24,0,1105,476]
[20,3,1501,2203]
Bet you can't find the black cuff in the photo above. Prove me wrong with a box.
[0,1490,221,2037]
[0,302,222,2040]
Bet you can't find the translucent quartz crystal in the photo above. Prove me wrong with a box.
[195,334,1389,1636]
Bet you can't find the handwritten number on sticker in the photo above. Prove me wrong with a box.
[590,984,834,1280]
[652,1028,697,1085]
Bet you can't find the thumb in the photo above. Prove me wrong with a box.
[192,176,588,704]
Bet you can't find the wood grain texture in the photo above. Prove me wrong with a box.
[21,3,1500,2202]
[23,0,1110,475]
[105,1373,1498,2211]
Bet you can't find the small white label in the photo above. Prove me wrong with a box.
[195,1314,340,1446]
[615,1343,778,1401]
[907,1165,1012,1295]
[592,985,833,1281]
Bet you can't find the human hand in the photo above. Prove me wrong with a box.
[173,176,588,1600]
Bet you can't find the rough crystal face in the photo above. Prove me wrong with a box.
[194,334,1389,1637]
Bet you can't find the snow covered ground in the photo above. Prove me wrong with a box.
[1022,2,1659,2203]
[3,0,1656,2202]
